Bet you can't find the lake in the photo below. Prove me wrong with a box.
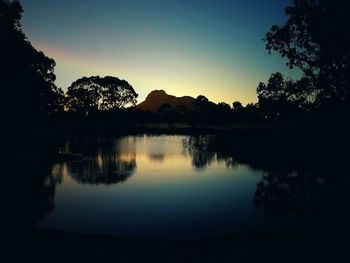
[38,135,304,238]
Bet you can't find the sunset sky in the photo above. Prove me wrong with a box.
[21,0,299,105]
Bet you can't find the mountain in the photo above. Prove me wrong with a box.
[136,90,195,112]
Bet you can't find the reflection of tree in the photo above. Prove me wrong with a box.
[68,154,136,185]
[192,133,349,227]
[216,154,238,168]
[9,155,59,228]
[191,151,215,170]
[32,163,57,223]
[184,135,253,170]
[254,169,350,238]
[253,171,326,218]
[61,136,136,185]
[184,135,216,169]
[184,134,270,170]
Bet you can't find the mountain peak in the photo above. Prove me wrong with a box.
[148,90,167,96]
[137,90,195,112]
[145,90,168,100]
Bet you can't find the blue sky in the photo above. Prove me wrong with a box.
[21,0,298,104]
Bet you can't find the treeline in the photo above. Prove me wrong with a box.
[149,96,261,125]
[2,0,349,134]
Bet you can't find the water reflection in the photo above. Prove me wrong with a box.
[148,153,165,162]
[31,134,349,237]
[183,135,216,169]
[253,165,350,229]
[197,134,350,229]
[59,136,136,185]
[10,159,59,228]
[254,170,326,218]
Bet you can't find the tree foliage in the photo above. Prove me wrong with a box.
[217,102,231,111]
[67,76,138,115]
[265,0,350,103]
[193,95,212,113]
[257,73,309,120]
[1,0,62,116]
[232,101,243,111]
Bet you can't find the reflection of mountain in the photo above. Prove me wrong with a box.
[148,153,165,162]
[61,136,137,185]
[136,90,195,112]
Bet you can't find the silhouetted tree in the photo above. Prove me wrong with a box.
[156,103,182,124]
[257,72,305,121]
[243,103,261,122]
[1,0,62,118]
[217,102,231,112]
[157,103,173,114]
[66,76,138,115]
[214,102,232,124]
[257,73,291,101]
[193,95,210,111]
[190,95,210,124]
[265,0,350,105]
[174,104,188,115]
[99,76,138,110]
[232,101,243,111]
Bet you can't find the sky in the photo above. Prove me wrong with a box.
[20,0,299,105]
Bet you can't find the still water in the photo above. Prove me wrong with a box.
[38,135,300,238]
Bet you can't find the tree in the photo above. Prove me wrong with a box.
[257,72,305,121]
[67,76,138,115]
[193,95,210,112]
[156,103,180,124]
[1,0,61,117]
[214,102,232,124]
[157,103,172,114]
[243,103,260,122]
[232,101,243,111]
[99,76,138,110]
[257,72,291,101]
[265,0,350,104]
[217,102,231,112]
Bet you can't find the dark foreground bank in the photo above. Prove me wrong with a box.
[8,227,348,262]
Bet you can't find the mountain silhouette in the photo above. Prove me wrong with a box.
[136,90,195,112]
